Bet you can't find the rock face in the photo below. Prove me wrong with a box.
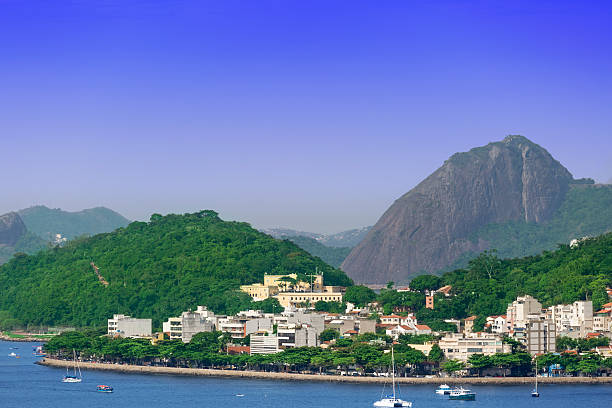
[341,136,574,284]
[0,212,27,247]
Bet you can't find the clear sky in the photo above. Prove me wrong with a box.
[1,0,611,233]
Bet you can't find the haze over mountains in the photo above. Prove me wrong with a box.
[262,227,371,248]
[0,206,130,264]
[342,135,612,285]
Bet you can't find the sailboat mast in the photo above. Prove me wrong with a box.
[391,345,396,399]
[535,358,538,392]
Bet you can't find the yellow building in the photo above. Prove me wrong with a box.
[239,283,279,301]
[241,273,344,306]
[276,291,343,308]
[263,273,323,292]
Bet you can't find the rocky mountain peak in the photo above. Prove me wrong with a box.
[0,212,27,247]
[341,136,575,284]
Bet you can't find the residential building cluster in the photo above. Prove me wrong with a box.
[106,284,612,366]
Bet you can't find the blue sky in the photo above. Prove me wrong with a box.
[1,0,611,232]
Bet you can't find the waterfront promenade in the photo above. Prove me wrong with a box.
[38,357,612,384]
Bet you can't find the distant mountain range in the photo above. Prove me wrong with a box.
[261,227,371,267]
[262,226,371,248]
[17,205,130,241]
[0,206,130,264]
[342,135,612,284]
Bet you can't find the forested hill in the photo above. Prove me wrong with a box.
[0,210,352,328]
[413,232,612,329]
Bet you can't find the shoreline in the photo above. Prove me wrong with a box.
[37,358,612,384]
[0,334,50,343]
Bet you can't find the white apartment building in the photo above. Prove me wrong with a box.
[250,333,280,354]
[277,324,318,348]
[108,314,152,338]
[162,306,216,342]
[163,317,183,340]
[438,332,511,361]
[217,316,273,339]
[506,295,556,355]
[506,295,543,330]
[547,300,593,336]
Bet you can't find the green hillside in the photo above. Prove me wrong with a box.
[0,210,352,328]
[18,205,130,240]
[441,184,612,272]
[413,232,612,329]
[284,236,352,267]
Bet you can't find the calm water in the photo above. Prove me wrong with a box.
[1,341,611,407]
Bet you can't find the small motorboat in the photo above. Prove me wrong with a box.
[33,346,46,357]
[235,394,245,397]
[436,384,452,395]
[8,352,17,357]
[448,387,476,401]
[96,385,113,393]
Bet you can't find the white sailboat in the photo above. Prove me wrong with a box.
[531,358,539,397]
[373,346,412,407]
[62,349,82,383]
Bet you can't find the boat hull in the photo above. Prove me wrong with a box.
[449,394,475,401]
[373,398,412,407]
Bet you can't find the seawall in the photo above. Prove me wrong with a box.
[0,334,50,343]
[37,358,612,384]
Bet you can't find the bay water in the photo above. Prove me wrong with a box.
[2,341,611,407]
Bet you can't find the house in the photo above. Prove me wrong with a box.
[485,315,508,334]
[436,285,452,297]
[595,346,612,358]
[380,314,402,325]
[463,316,478,333]
[227,345,250,355]
[385,323,431,339]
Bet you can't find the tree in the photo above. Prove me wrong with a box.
[468,353,492,376]
[428,344,444,362]
[442,359,465,376]
[319,328,340,342]
[386,281,395,289]
[409,275,442,292]
[468,250,501,280]
[314,301,344,314]
[344,285,376,306]
[252,297,281,314]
